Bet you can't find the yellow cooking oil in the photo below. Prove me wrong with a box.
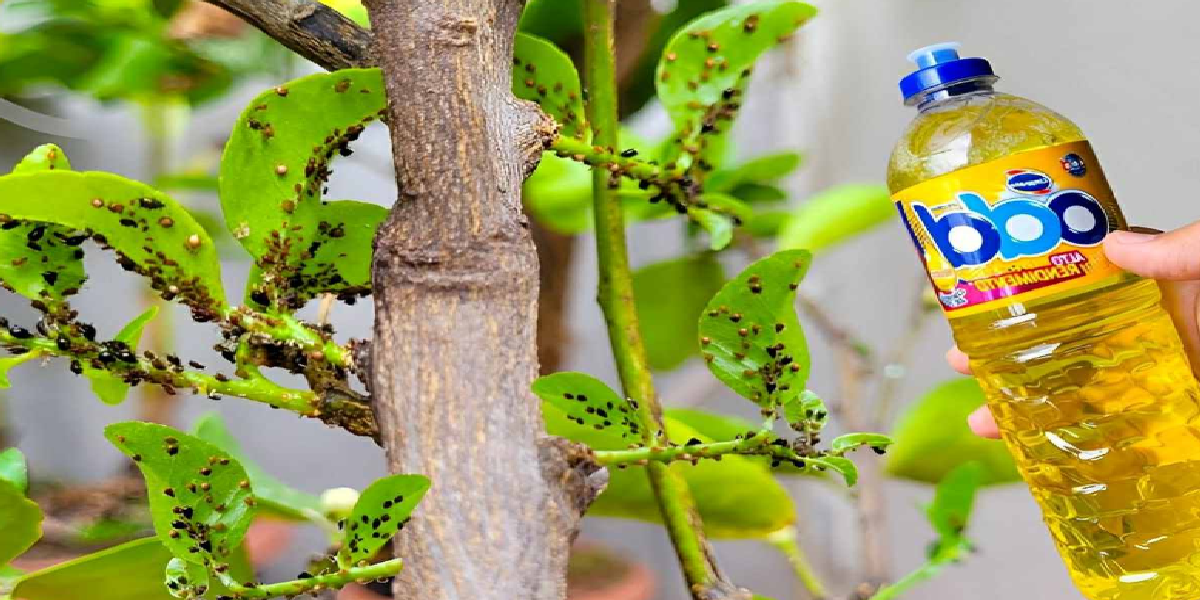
[888,43,1200,600]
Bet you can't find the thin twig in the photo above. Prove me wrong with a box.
[872,277,933,428]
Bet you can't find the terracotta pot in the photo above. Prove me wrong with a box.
[336,542,655,600]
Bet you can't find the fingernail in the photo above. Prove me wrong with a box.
[1108,230,1159,244]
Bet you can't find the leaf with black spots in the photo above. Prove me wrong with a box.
[0,171,226,320]
[337,474,430,568]
[163,558,207,599]
[11,144,72,173]
[699,249,811,409]
[0,144,86,302]
[105,422,256,568]
[656,1,816,170]
[532,372,641,447]
[83,306,158,405]
[780,389,825,431]
[830,432,894,455]
[512,34,587,140]
[245,200,387,308]
[220,69,386,308]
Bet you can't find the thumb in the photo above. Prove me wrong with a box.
[1105,223,1200,280]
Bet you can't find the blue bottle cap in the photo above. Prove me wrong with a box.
[899,42,995,104]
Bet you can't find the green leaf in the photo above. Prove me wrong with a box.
[745,210,789,238]
[83,306,158,405]
[219,68,385,308]
[780,389,823,427]
[532,372,641,447]
[1,564,22,597]
[337,474,431,568]
[688,207,734,250]
[813,456,857,486]
[731,183,787,204]
[191,413,323,521]
[11,144,72,173]
[523,153,593,234]
[163,558,207,599]
[633,254,726,371]
[886,378,1019,485]
[707,152,802,193]
[664,408,758,441]
[0,171,226,319]
[0,479,41,565]
[513,33,586,140]
[105,423,256,567]
[656,1,817,169]
[11,538,176,600]
[699,192,752,225]
[547,408,795,538]
[830,432,894,455]
[153,173,218,192]
[518,0,584,45]
[927,461,984,541]
[698,249,811,409]
[75,518,149,545]
[0,448,28,493]
[778,184,892,253]
[0,145,86,303]
[0,353,40,389]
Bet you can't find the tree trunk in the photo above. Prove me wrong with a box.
[363,1,603,598]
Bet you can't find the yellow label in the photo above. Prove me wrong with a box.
[893,141,1128,318]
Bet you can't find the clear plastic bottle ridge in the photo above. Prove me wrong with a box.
[888,42,1200,600]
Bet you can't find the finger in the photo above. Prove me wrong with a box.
[967,406,1001,439]
[1105,223,1200,280]
[945,346,971,375]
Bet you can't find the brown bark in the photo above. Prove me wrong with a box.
[531,220,575,374]
[203,0,372,70]
[363,1,603,598]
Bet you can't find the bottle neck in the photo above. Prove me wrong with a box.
[911,76,999,110]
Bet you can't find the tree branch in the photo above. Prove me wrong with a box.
[363,0,591,598]
[202,0,373,70]
[580,2,744,599]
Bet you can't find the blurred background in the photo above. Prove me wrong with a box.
[2,1,1199,599]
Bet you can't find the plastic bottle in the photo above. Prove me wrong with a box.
[888,42,1200,600]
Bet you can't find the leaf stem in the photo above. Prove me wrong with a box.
[581,0,729,595]
[767,527,829,600]
[550,135,680,183]
[229,558,404,598]
[0,323,375,436]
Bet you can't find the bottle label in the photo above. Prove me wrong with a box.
[893,141,1128,317]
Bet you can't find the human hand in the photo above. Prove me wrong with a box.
[949,224,1200,438]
